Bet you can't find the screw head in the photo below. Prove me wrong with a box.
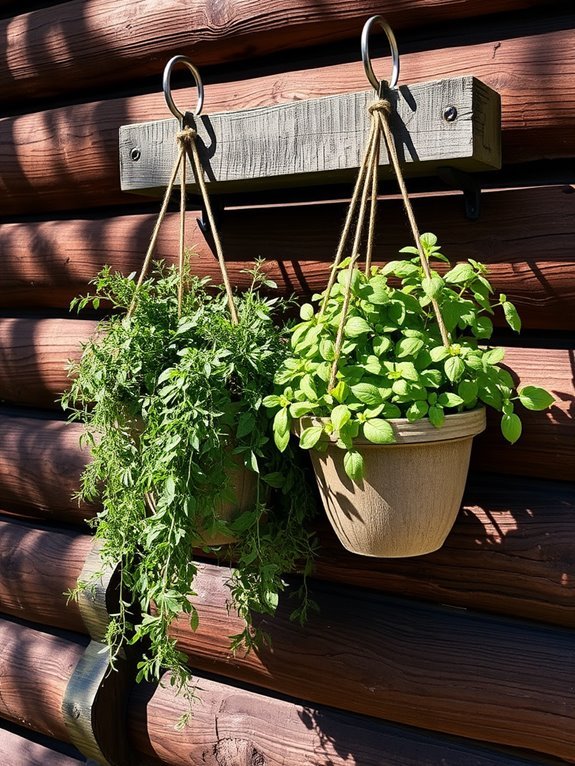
[130,148,141,161]
[443,105,458,122]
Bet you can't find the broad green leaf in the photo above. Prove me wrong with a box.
[397,362,419,381]
[444,356,465,382]
[331,404,351,431]
[236,412,256,438]
[420,369,442,388]
[458,379,478,403]
[483,347,505,366]
[373,336,392,356]
[274,427,290,452]
[396,337,424,358]
[430,346,449,362]
[330,380,348,403]
[350,383,382,406]
[363,418,395,444]
[300,303,314,321]
[428,405,445,428]
[299,426,324,450]
[300,374,318,401]
[422,276,444,299]
[406,401,428,422]
[438,392,464,408]
[289,401,315,418]
[503,301,522,332]
[273,407,289,436]
[319,338,335,361]
[343,449,364,481]
[365,276,389,305]
[444,262,475,284]
[345,316,372,338]
[471,316,493,339]
[518,385,555,411]
[262,395,281,408]
[420,232,438,248]
[501,413,522,444]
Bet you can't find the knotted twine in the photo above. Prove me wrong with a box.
[322,97,450,391]
[127,125,238,324]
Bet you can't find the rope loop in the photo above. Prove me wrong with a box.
[367,98,391,117]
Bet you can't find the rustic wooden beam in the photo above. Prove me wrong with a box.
[0,0,551,103]
[0,186,573,331]
[0,28,573,217]
[0,726,84,766]
[129,670,558,766]
[169,563,575,762]
[0,618,85,742]
[1,469,574,633]
[119,77,501,195]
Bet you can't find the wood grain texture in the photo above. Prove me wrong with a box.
[0,727,84,766]
[0,186,574,331]
[314,473,575,629]
[120,78,501,194]
[0,617,84,742]
[0,318,90,408]
[472,346,575,482]
[0,472,574,634]
[129,671,560,766]
[0,27,574,217]
[0,0,550,102]
[0,413,95,522]
[170,563,575,762]
[0,518,88,631]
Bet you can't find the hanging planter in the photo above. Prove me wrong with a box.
[265,16,554,558]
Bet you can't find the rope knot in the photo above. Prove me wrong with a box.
[176,126,197,143]
[368,98,391,117]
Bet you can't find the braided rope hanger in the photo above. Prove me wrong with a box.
[128,57,238,325]
[323,17,450,391]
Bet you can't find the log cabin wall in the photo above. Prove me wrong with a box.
[0,1,574,764]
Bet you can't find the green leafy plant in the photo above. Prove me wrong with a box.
[265,233,554,481]
[61,259,316,719]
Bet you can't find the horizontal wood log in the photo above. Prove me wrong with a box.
[0,27,574,217]
[170,563,575,762]
[120,77,501,195]
[0,726,84,766]
[0,186,574,331]
[0,518,89,631]
[0,617,85,742]
[129,671,559,766]
[0,471,573,634]
[0,0,550,103]
[472,346,574,482]
[0,413,95,522]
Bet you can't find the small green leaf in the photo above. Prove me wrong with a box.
[330,380,348,403]
[406,401,428,422]
[331,404,351,431]
[518,385,555,411]
[420,232,438,249]
[503,301,522,332]
[430,346,449,362]
[300,374,318,401]
[458,379,478,404]
[471,316,493,339]
[289,401,315,418]
[365,276,389,305]
[343,449,364,481]
[396,337,424,358]
[422,276,444,299]
[345,316,371,338]
[319,338,335,361]
[273,407,289,436]
[428,405,445,428]
[236,412,256,438]
[262,395,281,409]
[274,428,290,452]
[300,303,314,321]
[350,383,382,406]
[299,426,324,450]
[483,347,505,366]
[363,418,395,444]
[501,413,522,443]
[444,262,475,284]
[438,392,464,408]
[444,356,465,382]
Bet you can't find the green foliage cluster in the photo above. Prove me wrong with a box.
[265,234,554,481]
[62,261,316,720]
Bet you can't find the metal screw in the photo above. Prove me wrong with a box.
[130,148,141,161]
[443,105,458,122]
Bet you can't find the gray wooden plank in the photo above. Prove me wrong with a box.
[119,76,500,196]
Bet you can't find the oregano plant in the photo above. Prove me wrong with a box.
[61,259,316,723]
[265,233,554,481]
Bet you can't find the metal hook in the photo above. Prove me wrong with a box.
[162,55,204,124]
[361,15,400,94]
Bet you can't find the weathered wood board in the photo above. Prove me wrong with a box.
[119,76,501,195]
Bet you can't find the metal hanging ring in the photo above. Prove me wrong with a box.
[361,15,400,93]
[162,55,204,121]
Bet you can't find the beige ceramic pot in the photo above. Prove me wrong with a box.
[296,409,486,558]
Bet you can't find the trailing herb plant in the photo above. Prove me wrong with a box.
[62,260,316,718]
[265,233,554,480]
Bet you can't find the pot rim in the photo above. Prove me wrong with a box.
[293,407,486,446]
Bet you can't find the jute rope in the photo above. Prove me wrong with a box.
[128,126,238,325]
[325,97,450,390]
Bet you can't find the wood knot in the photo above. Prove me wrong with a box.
[211,738,265,765]
[368,99,391,116]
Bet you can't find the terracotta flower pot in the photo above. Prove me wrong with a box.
[296,409,486,558]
